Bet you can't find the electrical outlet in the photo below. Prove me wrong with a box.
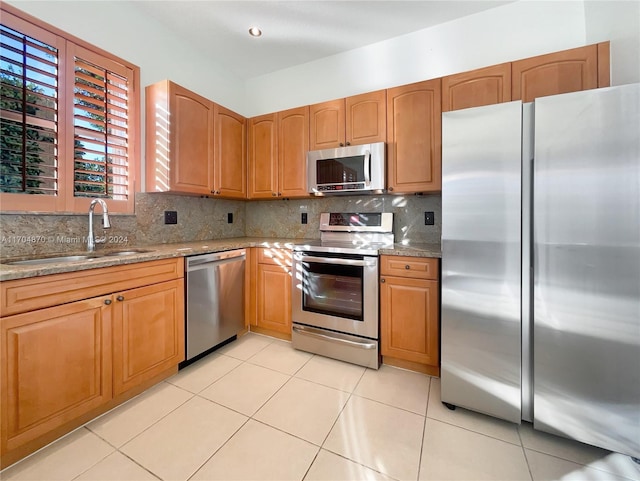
[164,211,177,224]
[425,211,435,225]
[227,213,233,223]
[301,213,308,224]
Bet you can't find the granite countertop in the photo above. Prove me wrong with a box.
[0,238,441,281]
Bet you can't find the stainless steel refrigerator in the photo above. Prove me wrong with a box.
[440,83,640,458]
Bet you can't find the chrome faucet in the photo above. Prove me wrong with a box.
[88,199,111,252]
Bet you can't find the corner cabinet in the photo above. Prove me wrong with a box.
[248,247,292,338]
[214,105,247,198]
[386,79,442,194]
[309,90,386,150]
[0,258,184,468]
[248,106,310,199]
[145,80,246,199]
[380,256,440,376]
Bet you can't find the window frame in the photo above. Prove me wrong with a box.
[0,4,140,214]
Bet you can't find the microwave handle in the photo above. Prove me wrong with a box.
[364,150,371,186]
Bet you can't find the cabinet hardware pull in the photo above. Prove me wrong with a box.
[339,142,344,147]
[389,187,394,192]
[104,299,112,305]
[116,295,124,301]
[405,265,410,269]
[278,192,282,196]
[346,142,350,146]
[211,190,216,194]
[381,278,385,283]
[272,192,277,196]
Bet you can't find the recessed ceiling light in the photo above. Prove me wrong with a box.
[248,26,262,37]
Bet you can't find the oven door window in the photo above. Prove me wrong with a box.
[303,261,363,321]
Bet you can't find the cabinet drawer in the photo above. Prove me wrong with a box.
[1,258,184,317]
[381,256,438,280]
[257,247,292,267]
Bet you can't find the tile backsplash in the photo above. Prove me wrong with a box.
[245,194,441,244]
[0,192,441,258]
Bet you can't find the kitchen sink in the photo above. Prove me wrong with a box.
[103,249,154,256]
[4,255,100,265]
[3,249,154,265]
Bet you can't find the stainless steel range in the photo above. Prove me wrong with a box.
[291,212,394,369]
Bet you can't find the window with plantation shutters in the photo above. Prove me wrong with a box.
[72,53,131,201]
[0,4,139,213]
[0,22,59,198]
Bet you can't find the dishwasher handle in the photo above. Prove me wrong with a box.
[186,249,246,270]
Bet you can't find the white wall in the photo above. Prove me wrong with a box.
[5,0,246,113]
[244,1,589,116]
[584,0,640,86]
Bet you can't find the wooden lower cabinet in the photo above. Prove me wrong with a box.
[0,258,184,468]
[112,279,184,396]
[248,248,292,338]
[1,298,112,454]
[380,256,440,375]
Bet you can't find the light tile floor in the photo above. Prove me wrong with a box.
[2,332,639,481]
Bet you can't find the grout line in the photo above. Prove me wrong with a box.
[416,376,432,481]
[518,425,536,481]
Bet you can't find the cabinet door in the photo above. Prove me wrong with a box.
[380,276,439,366]
[256,263,291,334]
[145,81,214,194]
[214,105,247,198]
[442,63,511,112]
[387,78,442,193]
[346,90,386,145]
[309,98,345,150]
[1,298,112,451]
[512,44,599,103]
[278,106,310,198]
[112,279,184,396]
[248,113,278,199]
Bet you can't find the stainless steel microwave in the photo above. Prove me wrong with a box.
[307,142,385,195]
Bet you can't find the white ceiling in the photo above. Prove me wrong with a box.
[129,1,513,80]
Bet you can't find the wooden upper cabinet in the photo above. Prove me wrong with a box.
[248,107,309,199]
[146,80,214,195]
[346,90,386,145]
[386,78,442,194]
[248,113,278,199]
[214,105,247,198]
[442,63,511,112]
[278,106,309,198]
[146,80,247,199]
[310,91,386,150]
[309,98,345,150]
[512,43,609,103]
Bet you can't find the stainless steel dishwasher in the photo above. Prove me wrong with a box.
[185,249,245,361]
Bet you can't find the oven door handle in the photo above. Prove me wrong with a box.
[293,326,377,350]
[298,255,376,267]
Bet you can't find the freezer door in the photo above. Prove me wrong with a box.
[533,84,640,457]
[441,101,523,423]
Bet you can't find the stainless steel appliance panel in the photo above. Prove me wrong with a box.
[307,142,385,194]
[186,250,246,360]
[533,85,640,457]
[441,101,523,423]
